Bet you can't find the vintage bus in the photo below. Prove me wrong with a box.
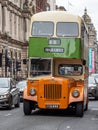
[23,11,89,117]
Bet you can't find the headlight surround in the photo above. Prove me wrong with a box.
[30,88,36,96]
[0,93,10,99]
[0,95,7,98]
[91,87,96,90]
[72,90,80,98]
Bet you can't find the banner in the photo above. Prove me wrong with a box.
[89,48,92,72]
[92,51,95,73]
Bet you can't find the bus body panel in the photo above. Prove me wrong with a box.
[23,87,37,102]
[29,37,82,58]
[23,11,89,117]
[24,77,85,109]
[37,77,69,109]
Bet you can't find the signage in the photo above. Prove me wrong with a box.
[48,39,61,45]
[92,51,95,73]
[89,48,92,72]
[44,47,64,53]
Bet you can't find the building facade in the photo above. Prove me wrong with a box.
[82,8,98,74]
[47,0,56,11]
[0,0,34,79]
[0,0,56,79]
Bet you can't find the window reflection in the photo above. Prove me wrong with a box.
[56,22,78,37]
[32,21,54,36]
[30,58,51,77]
[59,64,82,76]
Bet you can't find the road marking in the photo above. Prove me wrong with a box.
[4,113,12,117]
[91,117,98,121]
[90,108,98,110]
[66,126,72,130]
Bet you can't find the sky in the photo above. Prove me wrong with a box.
[56,0,98,40]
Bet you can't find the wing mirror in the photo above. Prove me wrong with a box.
[82,60,86,65]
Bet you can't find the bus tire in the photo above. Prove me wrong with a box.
[23,99,32,115]
[76,102,84,117]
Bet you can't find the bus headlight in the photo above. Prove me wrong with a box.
[30,88,36,96]
[72,90,80,98]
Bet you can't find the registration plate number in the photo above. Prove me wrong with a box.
[46,104,59,109]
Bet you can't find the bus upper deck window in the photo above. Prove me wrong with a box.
[32,21,54,37]
[56,22,79,37]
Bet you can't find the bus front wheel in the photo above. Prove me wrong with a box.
[76,102,84,117]
[23,99,32,115]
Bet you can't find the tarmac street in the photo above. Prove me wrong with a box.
[0,100,98,130]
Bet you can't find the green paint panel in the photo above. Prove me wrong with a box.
[28,37,82,58]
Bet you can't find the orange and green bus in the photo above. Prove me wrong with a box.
[23,11,89,117]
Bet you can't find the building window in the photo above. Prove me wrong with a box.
[2,6,5,32]
[20,0,22,9]
[18,16,20,40]
[14,14,17,36]
[10,12,12,35]
[19,52,21,60]
[23,18,27,41]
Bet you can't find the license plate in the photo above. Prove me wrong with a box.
[46,104,59,109]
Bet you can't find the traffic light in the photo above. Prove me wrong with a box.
[16,61,21,71]
[23,59,27,64]
[0,53,2,67]
[5,56,11,67]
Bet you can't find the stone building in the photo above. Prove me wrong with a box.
[0,0,55,79]
[47,0,56,11]
[0,0,35,79]
[36,0,56,12]
[82,8,98,73]
[0,0,31,79]
[56,5,66,11]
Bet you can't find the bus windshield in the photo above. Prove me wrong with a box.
[32,21,54,36]
[56,22,78,37]
[58,64,82,76]
[30,58,52,77]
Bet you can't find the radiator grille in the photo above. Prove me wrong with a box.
[44,84,62,99]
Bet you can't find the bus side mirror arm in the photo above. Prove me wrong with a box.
[82,60,86,65]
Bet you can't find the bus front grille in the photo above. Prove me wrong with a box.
[44,84,62,99]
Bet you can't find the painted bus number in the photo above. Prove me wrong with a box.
[44,47,64,53]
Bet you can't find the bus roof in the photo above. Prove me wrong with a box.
[31,11,82,23]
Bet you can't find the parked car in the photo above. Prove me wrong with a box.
[16,80,27,101]
[90,73,98,85]
[0,77,20,109]
[88,76,98,100]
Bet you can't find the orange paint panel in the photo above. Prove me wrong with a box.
[27,80,39,96]
[69,87,84,104]
[23,86,37,102]
[23,77,88,110]
[37,78,69,109]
